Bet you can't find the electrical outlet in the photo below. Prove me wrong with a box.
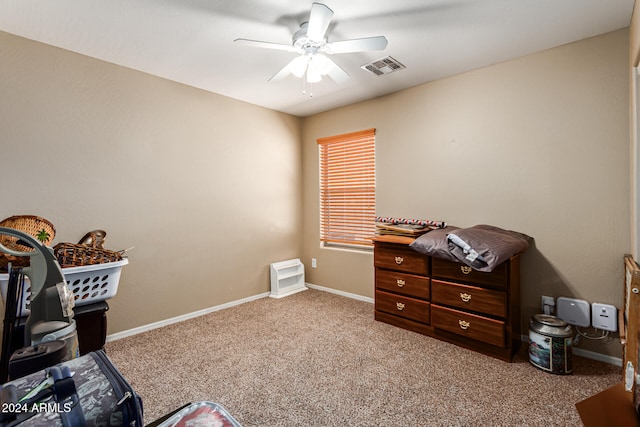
[311,258,317,268]
[541,296,555,314]
[592,303,617,332]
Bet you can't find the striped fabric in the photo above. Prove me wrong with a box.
[375,217,447,229]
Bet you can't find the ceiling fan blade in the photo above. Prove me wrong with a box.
[269,62,294,82]
[269,56,311,82]
[325,36,388,54]
[325,58,349,84]
[306,2,333,42]
[234,38,298,53]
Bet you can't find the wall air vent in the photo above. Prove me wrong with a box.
[361,56,406,76]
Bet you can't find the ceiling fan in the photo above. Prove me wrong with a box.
[234,2,388,90]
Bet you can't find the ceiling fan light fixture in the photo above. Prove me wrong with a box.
[290,56,310,78]
[306,67,323,83]
[310,54,332,75]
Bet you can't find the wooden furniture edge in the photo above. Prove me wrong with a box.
[371,235,416,245]
[576,383,639,427]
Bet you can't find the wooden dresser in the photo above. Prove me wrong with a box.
[373,235,521,362]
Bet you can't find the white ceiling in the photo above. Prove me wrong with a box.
[0,0,635,117]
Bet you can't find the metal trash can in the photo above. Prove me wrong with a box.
[529,314,573,374]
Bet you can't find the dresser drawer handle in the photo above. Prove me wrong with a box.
[395,256,404,265]
[396,302,405,311]
[460,266,472,275]
[460,293,471,303]
[396,279,405,288]
[459,320,470,330]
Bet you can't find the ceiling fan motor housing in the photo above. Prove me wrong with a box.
[293,22,326,53]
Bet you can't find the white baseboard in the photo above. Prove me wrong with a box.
[269,285,308,299]
[305,282,374,303]
[106,292,270,342]
[574,347,622,367]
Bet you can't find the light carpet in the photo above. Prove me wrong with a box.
[105,289,620,426]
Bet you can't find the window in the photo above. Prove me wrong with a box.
[318,128,376,248]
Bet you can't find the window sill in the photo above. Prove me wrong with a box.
[321,242,373,254]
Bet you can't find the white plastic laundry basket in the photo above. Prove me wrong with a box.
[0,258,128,317]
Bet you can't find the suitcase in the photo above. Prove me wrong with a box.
[150,401,241,427]
[0,350,143,426]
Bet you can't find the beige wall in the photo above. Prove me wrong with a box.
[303,29,630,356]
[0,31,303,334]
[631,3,640,67]
[630,3,640,261]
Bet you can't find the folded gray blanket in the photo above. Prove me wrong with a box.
[447,224,532,272]
[409,226,460,263]
[410,224,532,272]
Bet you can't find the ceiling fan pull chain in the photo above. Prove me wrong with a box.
[302,67,313,97]
[302,69,307,96]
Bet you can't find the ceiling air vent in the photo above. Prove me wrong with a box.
[361,56,405,76]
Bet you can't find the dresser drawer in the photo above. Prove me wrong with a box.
[431,305,505,347]
[431,280,506,318]
[432,258,508,289]
[374,244,429,275]
[376,269,430,300]
[375,290,430,324]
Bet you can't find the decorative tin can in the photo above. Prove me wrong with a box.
[529,314,573,374]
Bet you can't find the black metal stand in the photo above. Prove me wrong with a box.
[0,269,25,383]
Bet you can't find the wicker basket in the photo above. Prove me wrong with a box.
[0,215,56,272]
[54,242,123,268]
